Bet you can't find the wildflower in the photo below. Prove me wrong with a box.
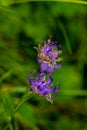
[37,38,62,73]
[29,71,60,103]
[29,37,62,103]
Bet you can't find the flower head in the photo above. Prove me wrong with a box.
[37,38,62,73]
[29,37,62,103]
[29,71,60,103]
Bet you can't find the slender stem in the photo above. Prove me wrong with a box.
[1,0,87,6]
[4,123,14,130]
[58,20,72,55]
[0,70,13,83]
[14,92,34,113]
[50,0,87,5]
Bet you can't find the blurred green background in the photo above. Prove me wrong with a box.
[0,0,87,130]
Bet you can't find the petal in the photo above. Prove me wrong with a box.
[46,87,57,94]
[37,56,41,63]
[40,62,48,72]
[39,87,57,96]
[29,76,36,87]
[54,64,62,69]
[52,53,58,59]
[37,73,45,80]
[48,65,55,73]
[42,76,53,88]
[43,46,51,54]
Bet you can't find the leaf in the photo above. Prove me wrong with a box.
[16,102,36,123]
[0,70,13,83]
[1,93,14,121]
[15,103,39,130]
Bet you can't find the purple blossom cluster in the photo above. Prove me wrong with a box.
[29,38,62,103]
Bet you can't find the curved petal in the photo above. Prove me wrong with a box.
[54,64,62,69]
[29,76,36,87]
[42,76,53,88]
[37,72,45,80]
[39,87,58,96]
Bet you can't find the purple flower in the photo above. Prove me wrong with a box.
[37,38,62,73]
[29,71,60,103]
[29,37,62,103]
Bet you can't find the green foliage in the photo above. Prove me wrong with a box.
[16,103,36,123]
[53,65,82,101]
[0,1,87,130]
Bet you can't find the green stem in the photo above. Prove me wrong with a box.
[1,0,87,6]
[58,20,72,55]
[55,0,87,5]
[0,70,13,83]
[14,92,34,113]
[4,123,14,130]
